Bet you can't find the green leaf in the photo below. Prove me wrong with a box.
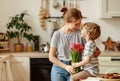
[6,10,35,43]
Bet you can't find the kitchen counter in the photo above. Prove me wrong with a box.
[0,52,49,81]
[0,52,49,58]
[0,54,11,62]
[100,51,120,57]
[0,51,120,60]
[82,76,120,81]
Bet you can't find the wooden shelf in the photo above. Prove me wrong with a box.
[0,41,9,44]
[0,42,10,52]
[0,48,9,51]
[0,33,10,52]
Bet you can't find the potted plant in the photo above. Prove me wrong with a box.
[6,10,35,52]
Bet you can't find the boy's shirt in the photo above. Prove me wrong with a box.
[82,41,99,76]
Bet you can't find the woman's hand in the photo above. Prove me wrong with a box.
[65,65,76,74]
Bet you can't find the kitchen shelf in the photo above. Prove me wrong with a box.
[0,48,9,51]
[0,41,10,53]
[0,33,10,53]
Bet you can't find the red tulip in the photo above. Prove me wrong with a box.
[71,43,84,53]
[70,43,84,73]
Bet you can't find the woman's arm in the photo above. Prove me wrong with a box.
[49,46,66,68]
[49,46,75,74]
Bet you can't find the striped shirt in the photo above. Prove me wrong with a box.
[82,41,99,76]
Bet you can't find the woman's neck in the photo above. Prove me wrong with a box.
[61,25,73,34]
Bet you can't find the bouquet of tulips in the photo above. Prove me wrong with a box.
[70,43,84,73]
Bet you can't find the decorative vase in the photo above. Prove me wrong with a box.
[14,43,24,52]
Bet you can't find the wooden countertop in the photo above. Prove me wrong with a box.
[100,51,120,57]
[81,77,120,81]
[0,52,49,58]
[0,51,120,59]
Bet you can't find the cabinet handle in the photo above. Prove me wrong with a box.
[111,58,120,61]
[112,16,120,18]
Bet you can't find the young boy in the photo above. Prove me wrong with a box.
[70,22,101,81]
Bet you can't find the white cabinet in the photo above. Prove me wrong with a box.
[0,55,13,81]
[0,59,4,81]
[100,0,120,18]
[98,52,120,74]
[10,57,30,81]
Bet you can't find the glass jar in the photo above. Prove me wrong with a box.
[26,42,34,52]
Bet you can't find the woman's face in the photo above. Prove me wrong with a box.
[68,18,82,31]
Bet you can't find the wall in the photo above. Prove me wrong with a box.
[0,0,120,51]
[80,0,120,51]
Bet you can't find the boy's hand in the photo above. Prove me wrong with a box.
[72,62,80,68]
[94,47,101,58]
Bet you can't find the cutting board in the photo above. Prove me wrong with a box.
[82,77,120,81]
[100,78,120,81]
[98,74,120,81]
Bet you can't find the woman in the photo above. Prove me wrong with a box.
[49,8,100,81]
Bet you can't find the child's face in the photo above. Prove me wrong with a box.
[81,27,88,38]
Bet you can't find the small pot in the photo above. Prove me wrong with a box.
[14,43,24,52]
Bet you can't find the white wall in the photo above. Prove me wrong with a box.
[79,0,120,51]
[0,0,120,51]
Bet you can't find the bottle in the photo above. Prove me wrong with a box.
[27,42,34,52]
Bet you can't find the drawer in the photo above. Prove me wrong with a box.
[98,57,120,66]
[99,66,120,74]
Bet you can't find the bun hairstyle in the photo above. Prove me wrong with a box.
[61,7,82,23]
[61,7,68,16]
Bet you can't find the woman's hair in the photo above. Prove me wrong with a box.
[83,22,101,40]
[61,7,82,23]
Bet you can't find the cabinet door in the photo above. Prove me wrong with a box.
[0,61,7,81]
[0,57,14,81]
[10,57,30,81]
[0,60,4,81]
[99,66,120,74]
[100,0,120,18]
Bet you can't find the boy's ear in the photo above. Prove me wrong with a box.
[87,31,91,36]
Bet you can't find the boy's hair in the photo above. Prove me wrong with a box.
[83,22,101,40]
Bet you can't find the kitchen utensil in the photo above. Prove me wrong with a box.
[44,42,50,53]
[70,0,73,8]
[39,0,45,29]
[52,0,59,8]
[44,0,49,18]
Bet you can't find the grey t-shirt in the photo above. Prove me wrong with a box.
[50,29,85,61]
